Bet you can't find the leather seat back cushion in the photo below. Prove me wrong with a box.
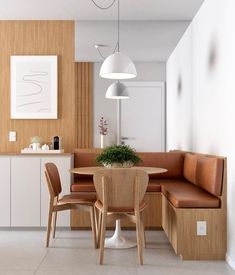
[183,153,200,185]
[196,157,224,196]
[161,182,220,208]
[74,149,101,180]
[137,152,184,179]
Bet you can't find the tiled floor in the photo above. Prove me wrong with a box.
[0,229,234,275]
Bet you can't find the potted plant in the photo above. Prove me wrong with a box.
[96,144,142,168]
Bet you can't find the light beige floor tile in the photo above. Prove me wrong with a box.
[0,230,234,275]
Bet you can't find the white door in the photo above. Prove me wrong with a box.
[121,82,165,152]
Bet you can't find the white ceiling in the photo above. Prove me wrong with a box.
[0,0,204,20]
[75,21,189,62]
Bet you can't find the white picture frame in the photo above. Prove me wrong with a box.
[11,55,58,119]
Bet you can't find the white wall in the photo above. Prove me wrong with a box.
[166,24,193,150]
[93,62,166,148]
[167,0,235,269]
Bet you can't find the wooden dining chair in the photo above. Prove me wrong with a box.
[44,162,97,248]
[93,168,149,265]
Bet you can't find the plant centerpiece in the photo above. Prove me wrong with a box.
[96,144,142,168]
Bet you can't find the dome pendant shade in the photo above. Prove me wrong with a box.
[100,52,137,80]
[105,82,129,99]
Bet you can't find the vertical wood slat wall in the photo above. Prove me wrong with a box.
[0,21,94,153]
[0,21,76,153]
[75,63,93,148]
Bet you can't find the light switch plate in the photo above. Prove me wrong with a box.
[197,221,207,236]
[9,131,16,142]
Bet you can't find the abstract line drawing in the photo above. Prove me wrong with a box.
[11,56,58,119]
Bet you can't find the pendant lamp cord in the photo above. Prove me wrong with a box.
[91,0,116,10]
[92,0,120,58]
[117,0,120,51]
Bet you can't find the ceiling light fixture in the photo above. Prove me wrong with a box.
[99,0,137,80]
[105,81,129,99]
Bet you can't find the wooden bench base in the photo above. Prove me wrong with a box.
[162,194,226,260]
[71,192,162,229]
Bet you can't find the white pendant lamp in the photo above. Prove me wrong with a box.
[100,52,137,79]
[100,0,137,80]
[105,81,129,99]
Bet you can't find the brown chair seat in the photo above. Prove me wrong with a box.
[161,181,220,208]
[59,193,96,205]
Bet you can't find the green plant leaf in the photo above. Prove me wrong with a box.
[96,145,142,165]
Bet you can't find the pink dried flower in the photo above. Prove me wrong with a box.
[98,117,108,135]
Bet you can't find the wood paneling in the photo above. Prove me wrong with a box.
[0,21,76,153]
[75,62,93,148]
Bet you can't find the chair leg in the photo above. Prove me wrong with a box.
[90,206,97,249]
[95,207,99,237]
[46,201,54,247]
[97,210,102,249]
[52,211,57,239]
[140,211,146,248]
[136,211,143,265]
[99,211,106,265]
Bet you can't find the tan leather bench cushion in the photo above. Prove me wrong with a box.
[183,153,200,185]
[196,157,223,196]
[71,180,95,192]
[71,179,161,193]
[161,181,220,208]
[137,152,184,179]
[146,179,161,192]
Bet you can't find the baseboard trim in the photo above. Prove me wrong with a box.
[226,253,235,270]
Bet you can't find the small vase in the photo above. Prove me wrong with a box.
[100,134,105,148]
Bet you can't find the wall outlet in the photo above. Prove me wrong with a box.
[9,131,16,142]
[197,221,207,236]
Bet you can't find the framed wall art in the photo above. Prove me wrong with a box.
[11,55,58,119]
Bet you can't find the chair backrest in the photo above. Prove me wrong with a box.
[45,163,62,197]
[93,168,149,209]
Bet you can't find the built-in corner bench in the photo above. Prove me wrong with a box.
[71,149,227,260]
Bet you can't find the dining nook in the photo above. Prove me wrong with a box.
[0,0,234,274]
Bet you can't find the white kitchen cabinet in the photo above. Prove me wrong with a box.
[1,154,72,227]
[11,157,41,226]
[41,156,72,226]
[0,157,10,226]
